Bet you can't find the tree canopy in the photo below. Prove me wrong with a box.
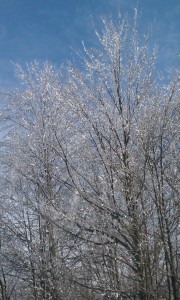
[0,12,179,300]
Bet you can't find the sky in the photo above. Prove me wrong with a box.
[0,0,179,88]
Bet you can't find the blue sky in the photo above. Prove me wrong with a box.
[0,0,179,87]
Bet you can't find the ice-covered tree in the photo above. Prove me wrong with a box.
[0,11,179,300]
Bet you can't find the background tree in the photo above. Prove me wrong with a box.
[0,63,84,300]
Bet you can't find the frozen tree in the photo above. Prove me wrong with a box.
[60,12,179,300]
[137,73,180,299]
[0,63,82,300]
[0,11,179,300]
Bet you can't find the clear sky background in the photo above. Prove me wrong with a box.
[0,0,179,88]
